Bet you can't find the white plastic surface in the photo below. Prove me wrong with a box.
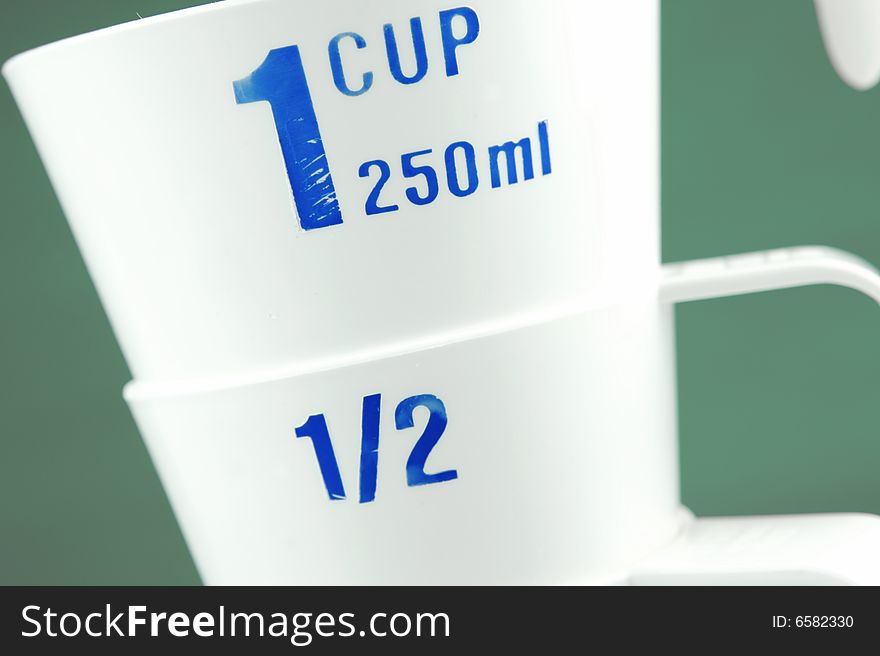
[630,513,880,585]
[660,246,880,305]
[124,245,880,585]
[648,248,880,585]
[7,0,880,585]
[2,0,659,382]
[127,303,683,585]
[815,0,880,90]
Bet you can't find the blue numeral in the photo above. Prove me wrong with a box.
[234,46,343,231]
[295,393,457,502]
[294,414,346,500]
[359,394,382,503]
[444,141,479,197]
[401,149,439,205]
[395,394,458,487]
[358,159,399,215]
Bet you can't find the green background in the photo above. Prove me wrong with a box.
[1,0,878,585]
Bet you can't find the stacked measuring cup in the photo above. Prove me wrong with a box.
[8,0,880,585]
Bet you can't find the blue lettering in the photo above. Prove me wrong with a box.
[439,6,480,77]
[384,18,429,84]
[328,32,373,97]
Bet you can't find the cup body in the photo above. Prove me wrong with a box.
[6,0,672,584]
[127,302,682,585]
[3,0,659,382]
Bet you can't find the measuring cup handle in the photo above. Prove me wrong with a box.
[637,245,880,585]
[659,245,880,305]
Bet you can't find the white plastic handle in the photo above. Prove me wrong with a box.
[660,246,880,305]
[633,246,880,585]
[815,0,880,90]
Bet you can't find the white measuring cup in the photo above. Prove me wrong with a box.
[6,0,880,584]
